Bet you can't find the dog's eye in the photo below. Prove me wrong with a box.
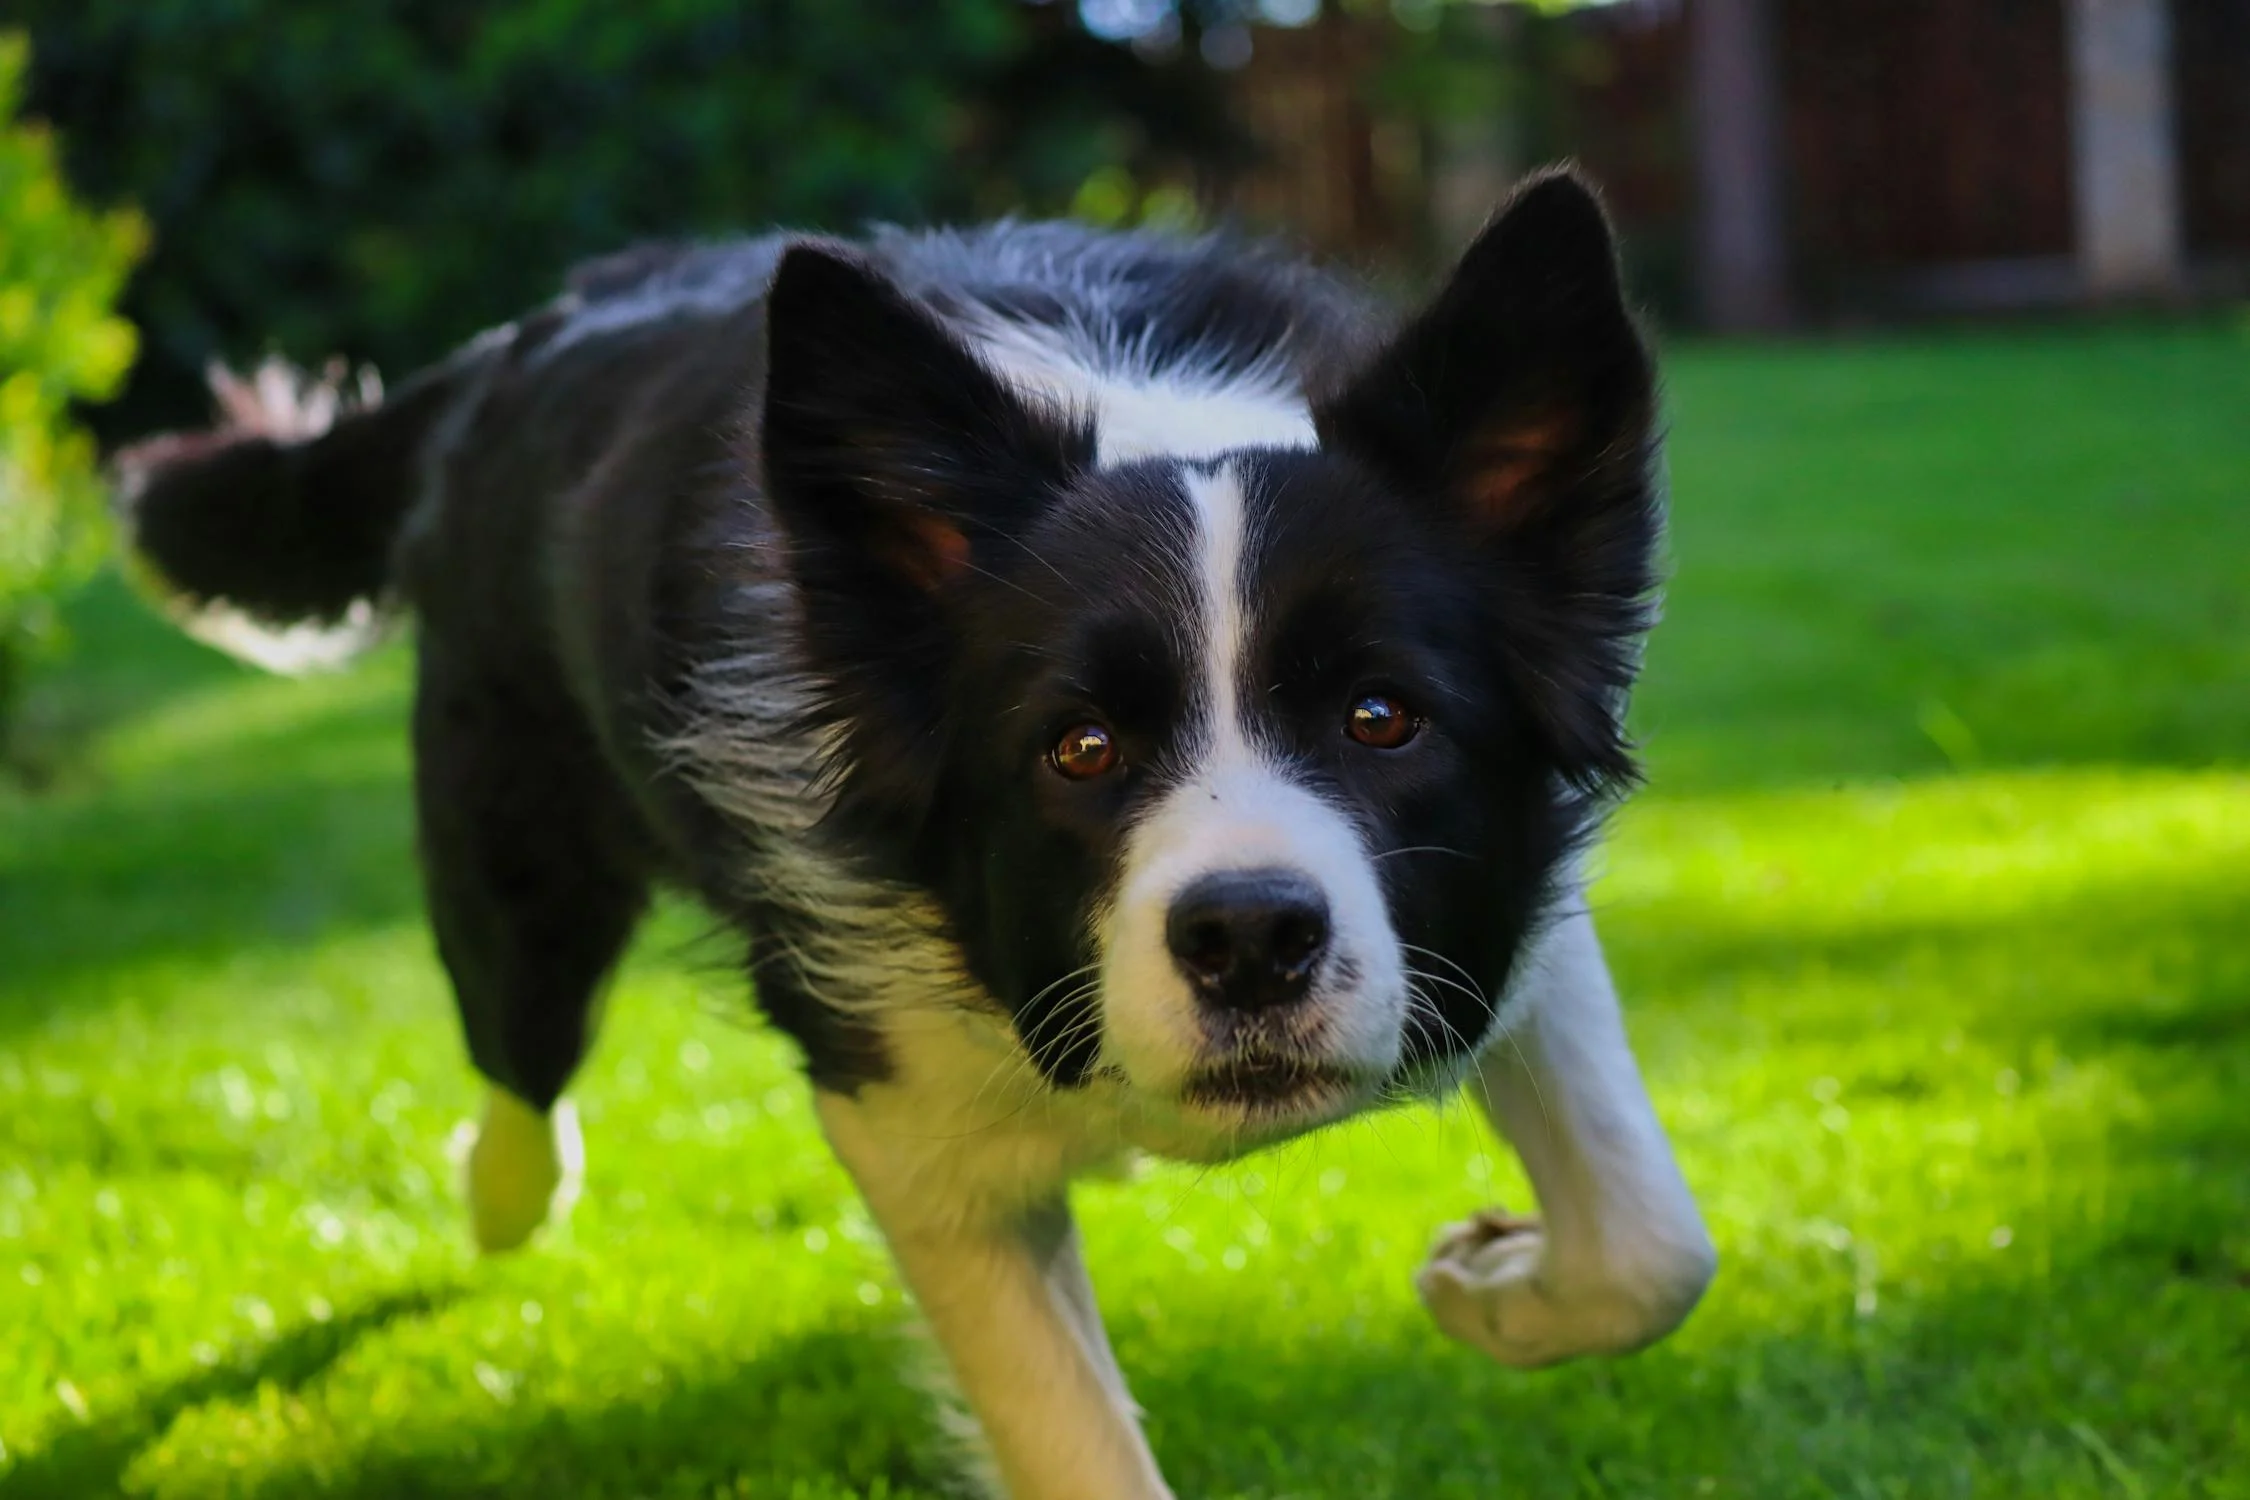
[1346,693,1419,750]
[1050,723,1120,779]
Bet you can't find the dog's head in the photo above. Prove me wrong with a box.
[759,173,1659,1153]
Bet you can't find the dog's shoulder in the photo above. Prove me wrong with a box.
[494,221,1380,405]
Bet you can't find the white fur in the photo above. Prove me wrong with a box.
[964,315,1316,465]
[665,572,994,1029]
[204,355,381,442]
[1418,905,1716,1366]
[820,1084,1170,1500]
[1097,463,1406,1112]
[175,596,388,676]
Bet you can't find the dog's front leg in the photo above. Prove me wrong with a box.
[1416,905,1716,1368]
[819,1093,1172,1500]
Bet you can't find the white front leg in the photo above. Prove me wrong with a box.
[1417,906,1716,1367]
[819,1092,1173,1500]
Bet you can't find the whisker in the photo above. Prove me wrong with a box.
[1404,968,1502,1126]
[1406,930,1561,1141]
[1019,962,1104,1017]
[967,991,1103,1117]
[1404,977,1489,1084]
[914,975,1109,1142]
[1372,846,1477,863]
[954,558,1052,608]
[1399,942,1490,1002]
[994,531,1074,591]
[1404,966,1485,1006]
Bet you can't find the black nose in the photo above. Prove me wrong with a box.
[1165,869,1331,1011]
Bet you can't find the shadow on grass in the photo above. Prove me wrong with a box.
[3,878,2242,1496]
[164,1323,950,1500]
[1125,1223,2246,1497]
[0,762,425,1029]
[58,1198,2241,1500]
[0,1287,464,1500]
[0,616,427,1027]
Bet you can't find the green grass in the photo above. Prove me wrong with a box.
[4,321,2248,1498]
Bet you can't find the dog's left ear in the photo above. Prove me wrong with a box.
[1315,169,1660,786]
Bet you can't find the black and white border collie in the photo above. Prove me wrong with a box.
[124,169,1713,1498]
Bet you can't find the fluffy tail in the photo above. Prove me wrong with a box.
[116,355,471,673]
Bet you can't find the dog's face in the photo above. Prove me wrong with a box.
[761,175,1658,1153]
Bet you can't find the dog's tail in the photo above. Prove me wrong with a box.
[116,351,482,673]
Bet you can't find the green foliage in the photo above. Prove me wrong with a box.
[12,1,1191,431]
[0,31,143,754]
[2,326,2247,1495]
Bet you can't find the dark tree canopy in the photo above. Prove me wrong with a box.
[16,0,1242,432]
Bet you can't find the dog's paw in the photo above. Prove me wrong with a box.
[1414,1208,1713,1369]
[453,1089,582,1254]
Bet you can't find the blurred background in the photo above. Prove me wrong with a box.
[1,4,2245,1496]
[11,0,2250,433]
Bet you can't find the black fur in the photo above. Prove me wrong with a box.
[120,361,472,625]
[760,242,1098,856]
[1315,173,1661,790]
[120,170,1661,1115]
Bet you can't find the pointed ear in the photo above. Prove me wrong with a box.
[1315,169,1662,786]
[758,246,1093,842]
[1316,169,1656,529]
[760,243,1090,599]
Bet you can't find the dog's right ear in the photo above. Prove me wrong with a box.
[758,245,1091,834]
[760,243,1090,603]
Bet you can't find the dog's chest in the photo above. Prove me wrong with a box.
[836,1006,1140,1219]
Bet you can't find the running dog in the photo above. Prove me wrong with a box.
[123,168,1714,1499]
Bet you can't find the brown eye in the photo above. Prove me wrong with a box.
[1050,723,1119,779]
[1346,693,1419,750]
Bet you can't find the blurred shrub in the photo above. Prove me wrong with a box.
[13,1,1236,434]
[0,31,144,756]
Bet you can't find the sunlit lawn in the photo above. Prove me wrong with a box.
[4,321,2247,1498]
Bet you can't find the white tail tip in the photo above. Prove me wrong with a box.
[177,596,388,676]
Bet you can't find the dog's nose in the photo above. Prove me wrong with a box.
[1166,869,1331,1010]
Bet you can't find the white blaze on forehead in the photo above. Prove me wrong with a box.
[1095,459,1408,1096]
[964,317,1317,465]
[1182,460,1254,753]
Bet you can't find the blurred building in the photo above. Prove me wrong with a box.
[1200,0,2250,327]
